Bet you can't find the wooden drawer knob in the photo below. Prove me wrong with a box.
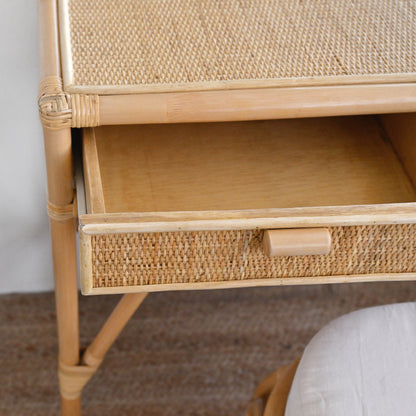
[263,228,331,257]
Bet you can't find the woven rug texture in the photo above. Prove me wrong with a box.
[1,282,416,415]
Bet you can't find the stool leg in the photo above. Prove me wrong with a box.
[247,357,300,416]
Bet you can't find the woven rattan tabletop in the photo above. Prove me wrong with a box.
[59,0,416,94]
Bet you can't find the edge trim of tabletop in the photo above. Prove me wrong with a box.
[62,74,416,96]
[92,84,416,126]
[57,0,416,96]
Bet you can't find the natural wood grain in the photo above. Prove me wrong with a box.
[78,203,416,233]
[39,0,60,79]
[58,0,73,89]
[43,128,74,207]
[247,358,300,416]
[263,228,331,257]
[79,231,92,295]
[98,84,416,125]
[263,358,300,416]
[380,114,416,189]
[60,398,81,416]
[82,129,105,214]
[88,117,416,215]
[70,75,416,96]
[44,127,80,413]
[82,293,147,367]
[49,217,79,363]
[40,2,81,414]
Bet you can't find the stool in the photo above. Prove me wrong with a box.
[248,302,416,416]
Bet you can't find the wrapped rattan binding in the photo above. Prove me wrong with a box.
[38,75,99,129]
[58,361,100,400]
[38,76,72,130]
[47,198,76,222]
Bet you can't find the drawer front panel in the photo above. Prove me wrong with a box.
[82,224,416,293]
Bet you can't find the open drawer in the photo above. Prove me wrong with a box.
[77,114,416,295]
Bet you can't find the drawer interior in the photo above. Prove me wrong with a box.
[81,114,416,216]
[78,113,416,294]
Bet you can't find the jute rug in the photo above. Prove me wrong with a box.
[1,282,415,415]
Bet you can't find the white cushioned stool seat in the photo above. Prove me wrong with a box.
[285,302,416,416]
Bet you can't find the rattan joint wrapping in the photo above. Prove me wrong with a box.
[38,76,72,130]
[38,76,100,129]
[47,200,76,222]
[58,361,100,400]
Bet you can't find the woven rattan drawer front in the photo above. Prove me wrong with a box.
[80,224,416,294]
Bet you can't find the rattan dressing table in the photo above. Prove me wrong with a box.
[38,0,416,414]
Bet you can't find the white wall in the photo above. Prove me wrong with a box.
[0,2,54,293]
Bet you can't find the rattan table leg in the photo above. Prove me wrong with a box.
[82,293,148,367]
[39,1,86,413]
[61,397,81,416]
[43,126,80,415]
[50,218,81,414]
[49,218,79,364]
[52,293,147,413]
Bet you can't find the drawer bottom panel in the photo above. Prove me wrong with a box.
[81,224,416,292]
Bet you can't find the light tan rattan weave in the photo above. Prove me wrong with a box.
[88,224,416,289]
[60,0,416,94]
